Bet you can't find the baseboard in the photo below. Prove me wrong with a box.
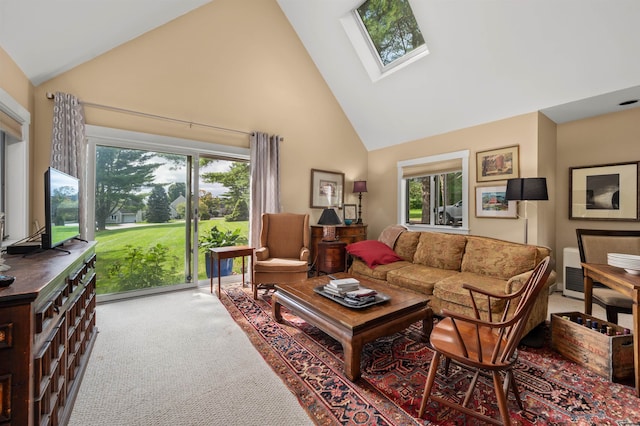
[548,283,558,294]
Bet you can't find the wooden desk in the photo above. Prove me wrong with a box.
[582,262,640,396]
[209,246,254,298]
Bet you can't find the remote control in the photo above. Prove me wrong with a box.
[0,275,15,287]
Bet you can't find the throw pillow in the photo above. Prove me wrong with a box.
[346,240,403,269]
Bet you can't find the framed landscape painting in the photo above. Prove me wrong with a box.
[476,145,519,182]
[475,185,517,218]
[569,161,639,221]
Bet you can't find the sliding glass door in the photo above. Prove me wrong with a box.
[93,145,192,295]
[86,126,251,299]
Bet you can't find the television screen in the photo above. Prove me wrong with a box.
[43,167,81,249]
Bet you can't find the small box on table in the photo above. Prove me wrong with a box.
[551,312,633,382]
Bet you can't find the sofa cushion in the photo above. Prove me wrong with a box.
[387,264,458,295]
[433,272,510,313]
[350,258,412,281]
[393,231,421,261]
[346,240,403,269]
[413,232,467,271]
[461,237,538,280]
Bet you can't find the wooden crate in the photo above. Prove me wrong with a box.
[551,312,634,382]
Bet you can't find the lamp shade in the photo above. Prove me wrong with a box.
[505,178,548,201]
[318,208,341,225]
[353,180,368,193]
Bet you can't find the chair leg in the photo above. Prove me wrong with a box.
[506,369,524,411]
[419,352,441,418]
[605,306,619,324]
[444,357,451,375]
[462,370,481,408]
[492,371,511,426]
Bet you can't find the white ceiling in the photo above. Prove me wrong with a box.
[2,0,640,151]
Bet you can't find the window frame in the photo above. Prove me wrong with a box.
[341,0,429,82]
[354,0,428,71]
[397,150,470,234]
[0,88,30,243]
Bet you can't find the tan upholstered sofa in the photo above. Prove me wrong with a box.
[347,227,556,337]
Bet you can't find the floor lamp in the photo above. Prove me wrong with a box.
[505,177,548,244]
[353,180,367,225]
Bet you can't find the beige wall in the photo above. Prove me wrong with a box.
[367,112,553,247]
[554,107,640,274]
[0,45,33,111]
[32,0,367,228]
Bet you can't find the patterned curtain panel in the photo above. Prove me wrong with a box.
[249,132,281,248]
[51,92,87,239]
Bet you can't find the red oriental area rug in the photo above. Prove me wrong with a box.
[220,285,640,425]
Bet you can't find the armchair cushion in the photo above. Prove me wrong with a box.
[260,213,310,259]
[346,240,403,269]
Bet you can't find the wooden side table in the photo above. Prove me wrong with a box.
[316,240,347,276]
[209,246,254,298]
[310,224,367,262]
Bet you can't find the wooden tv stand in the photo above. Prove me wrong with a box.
[0,240,97,425]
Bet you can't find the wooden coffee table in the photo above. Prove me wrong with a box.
[272,272,432,381]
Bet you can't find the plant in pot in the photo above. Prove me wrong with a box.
[200,225,248,278]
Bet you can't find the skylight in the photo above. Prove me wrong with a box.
[355,0,427,70]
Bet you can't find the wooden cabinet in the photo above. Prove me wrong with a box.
[316,241,347,276]
[310,224,367,266]
[0,241,97,426]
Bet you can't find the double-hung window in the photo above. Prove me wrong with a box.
[398,150,469,232]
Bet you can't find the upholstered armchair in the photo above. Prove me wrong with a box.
[253,213,310,299]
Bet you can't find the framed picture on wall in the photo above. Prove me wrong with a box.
[475,185,518,218]
[476,145,520,182]
[569,161,639,221]
[343,204,357,221]
[310,169,344,209]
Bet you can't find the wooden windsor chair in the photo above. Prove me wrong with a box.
[418,256,553,425]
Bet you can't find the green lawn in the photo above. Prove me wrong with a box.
[95,218,249,294]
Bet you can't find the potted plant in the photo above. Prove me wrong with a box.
[199,225,248,278]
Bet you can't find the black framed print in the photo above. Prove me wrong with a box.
[569,161,639,221]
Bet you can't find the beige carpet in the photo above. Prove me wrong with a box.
[68,282,314,426]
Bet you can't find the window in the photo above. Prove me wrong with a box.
[0,88,30,243]
[398,150,469,233]
[353,0,428,75]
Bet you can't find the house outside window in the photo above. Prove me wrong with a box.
[398,150,469,233]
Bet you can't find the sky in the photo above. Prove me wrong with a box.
[148,156,234,199]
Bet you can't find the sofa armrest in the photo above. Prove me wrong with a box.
[463,281,526,322]
[506,268,556,294]
[255,247,269,261]
[505,270,532,294]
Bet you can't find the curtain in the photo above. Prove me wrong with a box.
[249,132,280,248]
[51,92,87,239]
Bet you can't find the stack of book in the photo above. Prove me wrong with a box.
[323,278,360,296]
[344,288,378,306]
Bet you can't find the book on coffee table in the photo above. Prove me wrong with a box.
[327,278,360,291]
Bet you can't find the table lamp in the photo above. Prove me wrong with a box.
[318,207,341,241]
[353,180,367,225]
[505,177,548,244]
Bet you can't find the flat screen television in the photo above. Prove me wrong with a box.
[42,167,81,249]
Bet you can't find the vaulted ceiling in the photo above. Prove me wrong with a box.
[2,0,640,151]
